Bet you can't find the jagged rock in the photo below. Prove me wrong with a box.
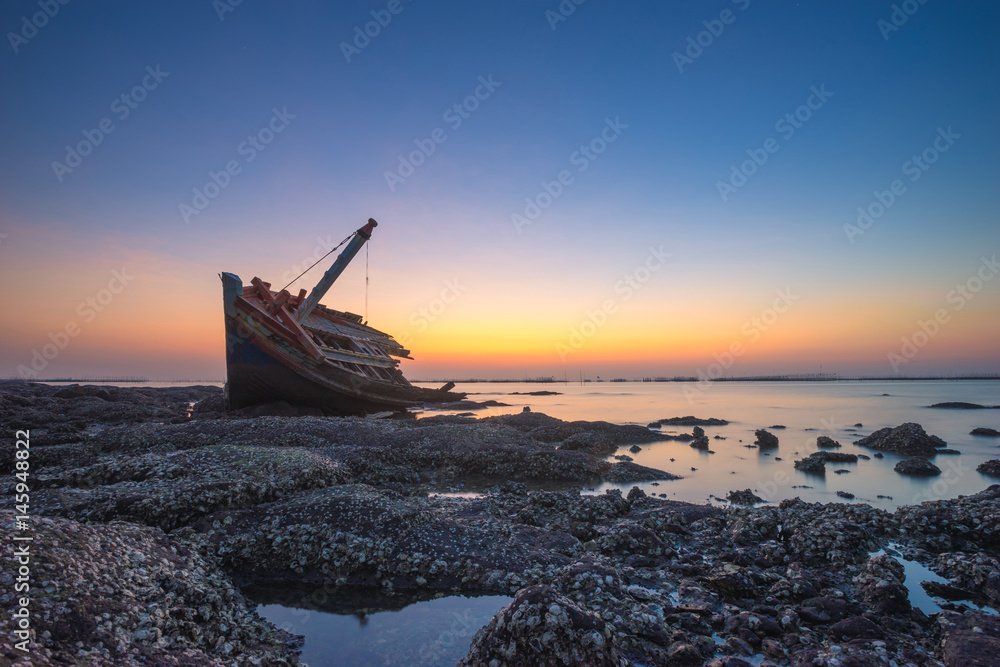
[650,416,729,426]
[603,461,681,483]
[923,580,980,602]
[977,460,1000,478]
[895,485,1000,554]
[706,566,761,600]
[971,427,1000,437]
[559,432,618,457]
[894,457,942,477]
[796,596,848,624]
[777,499,892,566]
[816,436,840,448]
[794,454,826,476]
[0,382,220,451]
[829,615,882,639]
[941,611,1000,667]
[726,489,764,506]
[432,399,511,411]
[664,642,703,666]
[754,429,779,449]
[192,394,226,413]
[854,553,910,616]
[854,422,947,456]
[816,451,858,463]
[492,412,679,446]
[930,402,999,409]
[54,385,113,401]
[459,585,624,666]
[0,511,299,665]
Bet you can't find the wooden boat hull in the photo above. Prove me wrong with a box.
[222,273,463,413]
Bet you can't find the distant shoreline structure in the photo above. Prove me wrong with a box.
[414,373,1000,384]
[0,376,152,383]
[0,377,223,384]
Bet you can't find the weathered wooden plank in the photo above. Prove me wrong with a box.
[251,277,276,305]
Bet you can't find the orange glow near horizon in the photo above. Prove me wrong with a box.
[2,221,998,381]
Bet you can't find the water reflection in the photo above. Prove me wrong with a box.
[416,380,1000,510]
[246,584,511,667]
[876,543,999,616]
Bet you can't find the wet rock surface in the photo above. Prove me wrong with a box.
[0,511,299,666]
[427,399,511,411]
[650,416,730,427]
[896,484,1000,556]
[854,422,948,457]
[726,489,764,505]
[0,382,221,455]
[794,454,827,476]
[458,585,624,666]
[483,411,691,448]
[971,427,1000,436]
[929,402,1000,409]
[895,457,943,477]
[977,460,1000,477]
[940,610,1000,667]
[754,429,779,449]
[794,451,861,476]
[689,426,711,450]
[4,384,1000,666]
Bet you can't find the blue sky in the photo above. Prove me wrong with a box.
[1,0,997,379]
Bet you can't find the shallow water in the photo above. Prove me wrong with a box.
[248,588,511,667]
[876,543,999,616]
[416,380,1000,509]
[43,379,1000,509]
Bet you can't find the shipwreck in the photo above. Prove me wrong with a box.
[221,218,464,413]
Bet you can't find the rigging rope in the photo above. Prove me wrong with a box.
[279,231,355,292]
[365,241,369,322]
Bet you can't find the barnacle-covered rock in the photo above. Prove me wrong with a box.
[853,553,910,616]
[458,585,625,666]
[754,429,779,449]
[854,422,947,457]
[0,510,299,666]
[895,485,1000,554]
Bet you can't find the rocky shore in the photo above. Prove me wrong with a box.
[2,382,999,666]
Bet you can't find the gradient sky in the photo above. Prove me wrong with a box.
[1,0,997,380]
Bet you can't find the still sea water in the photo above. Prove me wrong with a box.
[53,379,1000,508]
[413,380,1000,510]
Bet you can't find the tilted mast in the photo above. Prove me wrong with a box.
[295,218,377,323]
